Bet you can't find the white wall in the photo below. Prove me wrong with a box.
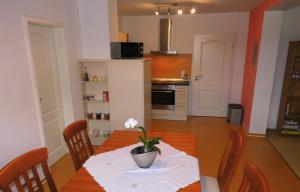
[268,5,300,128]
[249,11,283,134]
[121,13,249,103]
[0,0,82,168]
[77,0,111,58]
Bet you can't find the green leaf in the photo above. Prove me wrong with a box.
[152,137,160,144]
[136,126,147,140]
[138,136,146,145]
[145,137,161,150]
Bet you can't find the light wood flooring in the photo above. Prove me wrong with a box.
[267,130,300,179]
[49,117,300,191]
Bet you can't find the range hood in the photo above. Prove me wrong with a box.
[151,18,178,55]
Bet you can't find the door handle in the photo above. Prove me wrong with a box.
[194,75,202,81]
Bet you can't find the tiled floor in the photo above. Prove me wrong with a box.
[48,117,300,191]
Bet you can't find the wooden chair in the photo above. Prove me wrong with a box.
[63,120,94,171]
[201,129,245,192]
[239,162,270,192]
[0,148,57,192]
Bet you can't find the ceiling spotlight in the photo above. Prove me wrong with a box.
[190,8,196,14]
[155,8,160,15]
[177,8,183,15]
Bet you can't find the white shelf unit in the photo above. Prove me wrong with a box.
[78,59,111,145]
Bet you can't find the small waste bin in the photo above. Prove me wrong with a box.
[227,104,243,124]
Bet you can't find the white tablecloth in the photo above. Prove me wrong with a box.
[83,141,200,192]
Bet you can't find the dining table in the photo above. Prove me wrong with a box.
[59,130,201,192]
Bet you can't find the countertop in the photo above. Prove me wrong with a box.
[152,78,190,85]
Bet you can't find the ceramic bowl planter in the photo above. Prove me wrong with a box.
[131,146,159,168]
[125,118,161,168]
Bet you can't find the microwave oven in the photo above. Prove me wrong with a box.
[110,42,143,59]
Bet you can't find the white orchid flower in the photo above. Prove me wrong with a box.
[124,118,138,129]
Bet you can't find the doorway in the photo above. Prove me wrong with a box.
[24,17,74,165]
[191,34,234,117]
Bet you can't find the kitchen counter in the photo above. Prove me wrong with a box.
[152,78,190,85]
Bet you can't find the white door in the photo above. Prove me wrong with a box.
[191,34,234,117]
[29,24,66,165]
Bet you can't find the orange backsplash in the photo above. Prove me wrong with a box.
[145,54,192,79]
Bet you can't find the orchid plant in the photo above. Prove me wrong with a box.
[125,118,161,154]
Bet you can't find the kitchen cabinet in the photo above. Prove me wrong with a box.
[175,86,189,116]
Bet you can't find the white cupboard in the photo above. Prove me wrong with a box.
[108,59,152,130]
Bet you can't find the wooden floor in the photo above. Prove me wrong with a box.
[267,130,300,179]
[49,117,300,192]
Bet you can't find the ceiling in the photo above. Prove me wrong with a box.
[117,0,300,15]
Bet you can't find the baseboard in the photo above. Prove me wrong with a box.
[151,114,187,121]
[241,127,266,138]
[247,133,266,138]
[48,145,68,166]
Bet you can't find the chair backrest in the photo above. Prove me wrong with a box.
[239,162,270,192]
[0,148,57,192]
[63,120,94,171]
[217,129,245,192]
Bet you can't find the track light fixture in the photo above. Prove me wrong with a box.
[154,3,196,16]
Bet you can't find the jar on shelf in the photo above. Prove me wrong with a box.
[96,113,101,120]
[87,112,93,119]
[104,113,110,120]
[83,67,89,81]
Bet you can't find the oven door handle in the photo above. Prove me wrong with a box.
[152,90,173,93]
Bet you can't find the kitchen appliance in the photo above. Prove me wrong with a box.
[150,18,178,55]
[152,84,175,110]
[110,42,143,59]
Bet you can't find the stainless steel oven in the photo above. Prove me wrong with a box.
[152,84,175,110]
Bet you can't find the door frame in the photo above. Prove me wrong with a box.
[189,33,235,116]
[22,15,74,165]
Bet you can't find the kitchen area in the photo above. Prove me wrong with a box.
[148,18,191,121]
[114,0,249,125]
[113,17,192,121]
